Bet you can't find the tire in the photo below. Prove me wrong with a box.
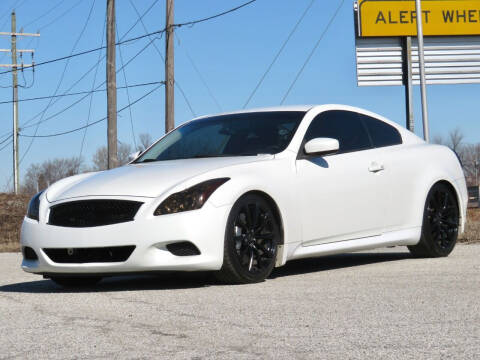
[51,276,102,288]
[215,194,280,284]
[408,182,459,258]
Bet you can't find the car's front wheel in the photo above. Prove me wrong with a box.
[408,182,459,258]
[216,194,280,284]
[50,276,102,288]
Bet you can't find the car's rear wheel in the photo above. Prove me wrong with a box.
[216,194,280,284]
[50,276,102,288]
[408,183,459,258]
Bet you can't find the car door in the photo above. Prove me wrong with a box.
[360,114,407,232]
[296,110,388,246]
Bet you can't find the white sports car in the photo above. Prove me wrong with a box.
[21,105,468,287]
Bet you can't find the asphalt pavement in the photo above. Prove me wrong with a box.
[0,245,479,359]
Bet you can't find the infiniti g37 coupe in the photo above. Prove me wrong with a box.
[21,105,468,287]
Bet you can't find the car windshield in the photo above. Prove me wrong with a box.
[135,111,305,162]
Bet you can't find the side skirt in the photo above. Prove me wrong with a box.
[288,227,421,261]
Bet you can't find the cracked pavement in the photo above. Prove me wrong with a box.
[0,245,479,359]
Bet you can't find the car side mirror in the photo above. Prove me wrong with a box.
[304,137,339,156]
[129,150,141,161]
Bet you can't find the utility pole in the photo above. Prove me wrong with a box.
[106,0,118,169]
[402,36,414,133]
[165,0,174,133]
[415,0,430,142]
[0,12,39,194]
[11,12,19,194]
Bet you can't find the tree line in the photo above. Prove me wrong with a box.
[20,133,153,194]
[14,127,480,195]
[433,128,479,187]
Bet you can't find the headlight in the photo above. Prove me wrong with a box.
[26,191,43,221]
[154,178,230,215]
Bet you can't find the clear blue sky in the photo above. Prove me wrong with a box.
[0,0,478,191]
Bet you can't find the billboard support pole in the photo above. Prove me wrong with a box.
[402,36,414,133]
[415,0,430,142]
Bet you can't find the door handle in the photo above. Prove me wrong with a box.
[368,162,384,173]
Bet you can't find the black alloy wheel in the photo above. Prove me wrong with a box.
[408,182,459,258]
[216,194,280,284]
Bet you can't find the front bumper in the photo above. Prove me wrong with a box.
[20,200,231,275]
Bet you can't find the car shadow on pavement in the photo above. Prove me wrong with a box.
[269,251,412,279]
[0,251,412,293]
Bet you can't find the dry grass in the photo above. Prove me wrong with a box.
[0,194,479,252]
[459,207,480,244]
[0,193,30,252]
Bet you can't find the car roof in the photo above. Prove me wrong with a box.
[191,104,424,144]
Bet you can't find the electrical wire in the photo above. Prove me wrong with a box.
[79,14,106,163]
[129,0,196,117]
[0,82,164,105]
[174,0,257,28]
[21,0,64,29]
[10,0,161,132]
[243,0,315,108]
[280,0,345,105]
[175,32,222,112]
[0,134,12,146]
[19,67,35,89]
[37,0,83,32]
[0,0,258,77]
[116,27,137,149]
[20,84,163,138]
[20,36,161,132]
[0,139,12,153]
[20,0,97,165]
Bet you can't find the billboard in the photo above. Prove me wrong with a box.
[357,0,480,37]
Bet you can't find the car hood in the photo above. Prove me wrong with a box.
[46,156,271,202]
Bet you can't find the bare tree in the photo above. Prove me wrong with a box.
[22,157,83,194]
[92,142,133,171]
[447,127,464,154]
[461,143,480,186]
[432,135,444,145]
[137,133,153,152]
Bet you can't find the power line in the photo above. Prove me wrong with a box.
[20,36,161,132]
[37,0,84,32]
[0,139,12,153]
[243,0,315,108]
[0,0,258,77]
[21,0,64,29]
[129,0,196,117]
[20,84,163,138]
[20,0,98,165]
[175,0,257,28]
[79,14,106,163]
[116,26,137,149]
[19,1,160,130]
[0,81,164,105]
[280,0,345,105]
[0,30,167,77]
[0,134,11,146]
[175,31,222,112]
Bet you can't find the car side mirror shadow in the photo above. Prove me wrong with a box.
[303,137,339,157]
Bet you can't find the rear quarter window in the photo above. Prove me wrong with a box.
[361,115,402,148]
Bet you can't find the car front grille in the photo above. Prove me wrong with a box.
[43,246,136,263]
[48,200,143,227]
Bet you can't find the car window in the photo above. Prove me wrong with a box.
[361,115,402,148]
[136,111,305,162]
[303,110,372,154]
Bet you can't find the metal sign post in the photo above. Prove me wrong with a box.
[415,0,430,141]
[402,36,414,132]
[354,0,480,141]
